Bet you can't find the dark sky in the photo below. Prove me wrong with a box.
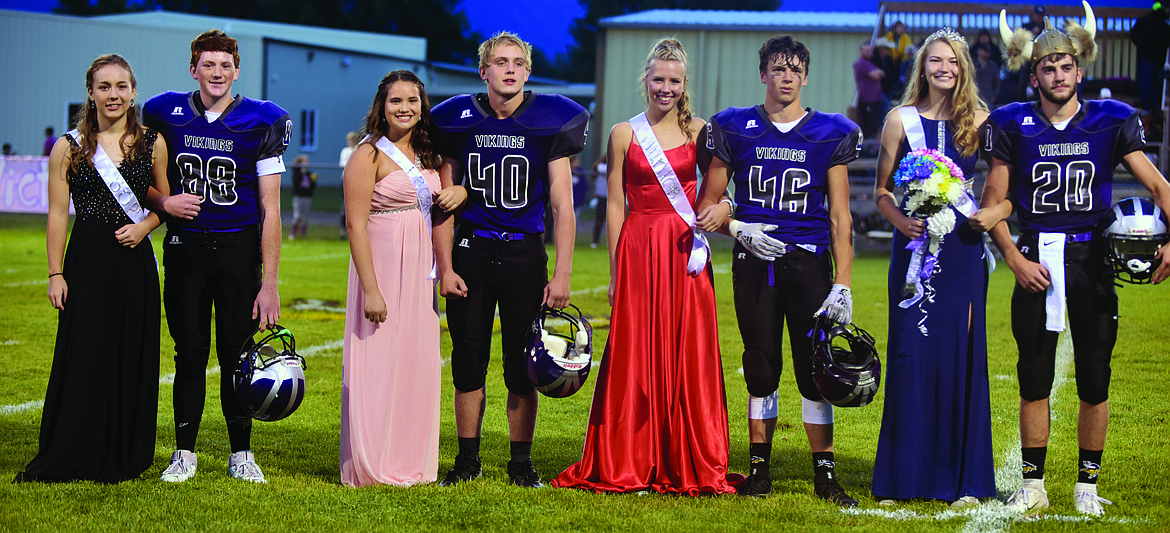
[1,0,1145,58]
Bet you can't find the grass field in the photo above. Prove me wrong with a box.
[1,210,1168,532]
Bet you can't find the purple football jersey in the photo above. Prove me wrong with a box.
[984,99,1145,233]
[708,106,861,245]
[432,92,589,234]
[144,91,291,231]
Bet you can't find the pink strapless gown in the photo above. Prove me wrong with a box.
[341,168,442,487]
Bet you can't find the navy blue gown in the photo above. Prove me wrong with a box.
[872,116,995,501]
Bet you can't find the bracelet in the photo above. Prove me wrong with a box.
[719,196,736,217]
[48,272,64,279]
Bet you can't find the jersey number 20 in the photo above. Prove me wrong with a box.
[1031,160,1094,213]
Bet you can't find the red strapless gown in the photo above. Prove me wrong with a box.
[552,140,738,495]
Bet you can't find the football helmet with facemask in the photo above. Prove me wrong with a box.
[1103,197,1169,284]
[234,325,307,421]
[525,304,593,398]
[810,316,881,408]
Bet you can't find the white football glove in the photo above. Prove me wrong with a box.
[729,219,786,261]
[815,284,852,324]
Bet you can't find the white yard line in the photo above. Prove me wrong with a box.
[0,400,43,415]
[1,279,44,288]
[281,252,351,262]
[4,338,347,414]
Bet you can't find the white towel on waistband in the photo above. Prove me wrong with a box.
[1038,233,1067,332]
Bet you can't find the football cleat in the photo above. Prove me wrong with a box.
[160,450,197,483]
[234,325,307,421]
[506,459,544,488]
[1073,483,1112,517]
[228,451,267,483]
[814,478,859,507]
[439,454,482,487]
[737,465,773,498]
[1004,479,1049,513]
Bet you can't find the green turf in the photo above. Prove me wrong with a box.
[1,212,1167,532]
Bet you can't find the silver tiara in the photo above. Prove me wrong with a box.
[925,27,966,47]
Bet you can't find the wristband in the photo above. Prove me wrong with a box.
[728,219,742,235]
[48,272,64,279]
[719,196,736,217]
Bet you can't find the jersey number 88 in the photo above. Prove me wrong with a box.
[177,153,239,206]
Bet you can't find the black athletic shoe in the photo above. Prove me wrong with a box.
[737,468,773,498]
[506,459,544,488]
[815,479,859,507]
[439,454,481,487]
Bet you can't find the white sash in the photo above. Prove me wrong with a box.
[1038,233,1067,332]
[68,129,147,224]
[629,113,709,276]
[896,109,997,274]
[898,107,927,152]
[373,136,436,280]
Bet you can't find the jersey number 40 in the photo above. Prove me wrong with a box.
[468,153,530,208]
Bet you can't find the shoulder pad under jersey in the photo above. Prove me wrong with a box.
[1075,99,1137,134]
[512,94,588,132]
[987,102,1034,135]
[221,97,289,132]
[711,106,769,139]
[143,91,200,127]
[431,94,487,132]
[797,110,858,142]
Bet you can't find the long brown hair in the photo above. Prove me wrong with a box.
[899,31,985,158]
[639,38,695,143]
[358,70,441,171]
[69,54,146,174]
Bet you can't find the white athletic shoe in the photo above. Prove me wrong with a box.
[228,450,267,484]
[1073,483,1112,516]
[1004,479,1049,513]
[160,450,197,483]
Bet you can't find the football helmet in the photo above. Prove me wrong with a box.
[234,325,307,421]
[811,316,881,408]
[524,304,593,398]
[1103,197,1169,284]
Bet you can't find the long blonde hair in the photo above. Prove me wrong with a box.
[70,54,146,174]
[639,38,695,142]
[899,31,985,158]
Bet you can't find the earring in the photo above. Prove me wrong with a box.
[130,100,136,108]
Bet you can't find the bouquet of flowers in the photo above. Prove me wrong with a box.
[894,148,968,241]
[893,148,971,316]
